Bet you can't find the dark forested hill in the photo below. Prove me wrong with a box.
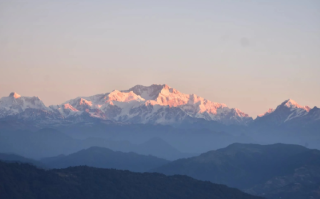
[40,146,169,172]
[0,161,263,199]
[153,143,320,199]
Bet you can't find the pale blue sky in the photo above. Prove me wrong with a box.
[0,0,319,117]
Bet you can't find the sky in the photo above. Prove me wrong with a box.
[0,0,319,117]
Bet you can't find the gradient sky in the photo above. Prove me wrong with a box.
[0,0,319,117]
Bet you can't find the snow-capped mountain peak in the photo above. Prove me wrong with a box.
[126,84,168,100]
[9,92,21,99]
[0,92,50,118]
[121,84,252,125]
[0,92,47,110]
[255,99,314,125]
[280,99,311,112]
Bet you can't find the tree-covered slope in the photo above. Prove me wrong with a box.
[0,161,263,199]
[154,143,320,199]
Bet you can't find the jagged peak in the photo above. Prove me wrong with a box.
[307,106,319,113]
[63,103,79,111]
[110,89,121,93]
[78,98,92,106]
[7,92,43,101]
[125,84,244,117]
[279,99,310,112]
[9,92,21,99]
[283,99,299,108]
[107,90,144,102]
[128,84,171,93]
[126,84,170,100]
[257,108,275,117]
[129,84,169,90]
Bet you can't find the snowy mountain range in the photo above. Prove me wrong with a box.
[0,84,319,128]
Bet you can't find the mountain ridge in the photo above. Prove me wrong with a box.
[0,84,319,129]
[0,84,253,126]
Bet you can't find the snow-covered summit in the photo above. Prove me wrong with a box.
[9,92,21,99]
[126,84,167,100]
[48,84,253,125]
[124,84,251,124]
[126,84,229,109]
[281,99,311,112]
[0,92,47,110]
[256,99,313,124]
[0,92,50,118]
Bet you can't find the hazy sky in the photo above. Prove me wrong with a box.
[0,0,319,117]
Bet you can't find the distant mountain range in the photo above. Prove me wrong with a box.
[153,143,320,199]
[0,153,46,169]
[0,146,171,173]
[0,84,319,131]
[0,128,195,160]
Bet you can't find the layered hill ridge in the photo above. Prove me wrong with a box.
[40,146,169,172]
[153,143,320,199]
